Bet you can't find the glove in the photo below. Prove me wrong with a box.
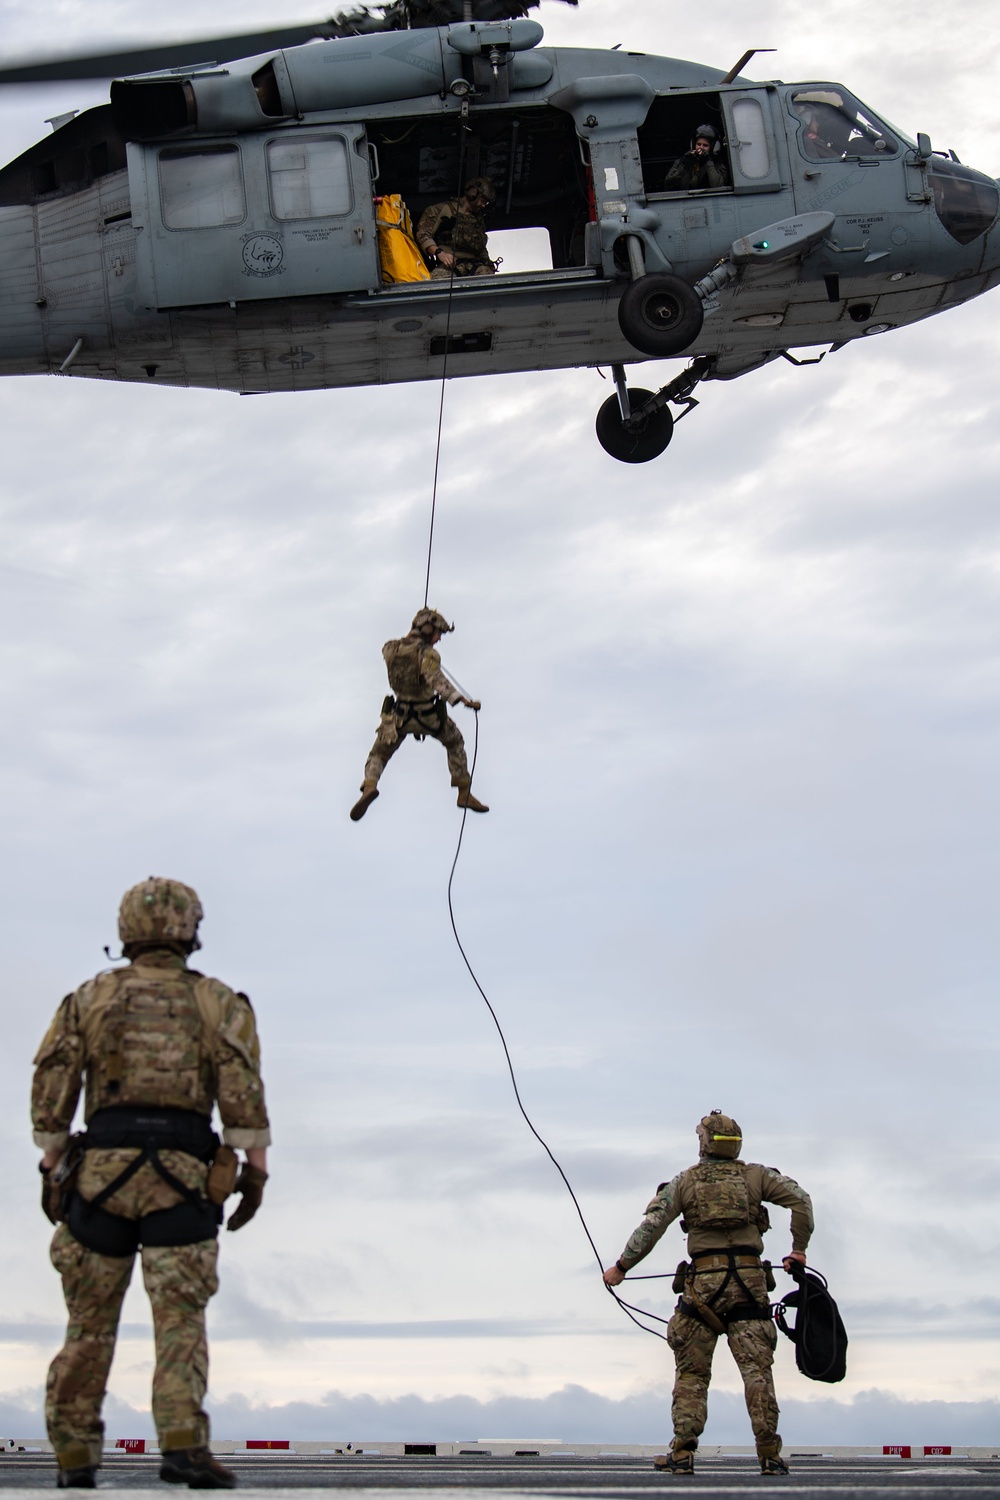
[226,1164,268,1232]
[39,1164,59,1225]
[464,699,481,711]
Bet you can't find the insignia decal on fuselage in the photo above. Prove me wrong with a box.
[241,234,285,278]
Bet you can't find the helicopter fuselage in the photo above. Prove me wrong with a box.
[0,22,996,406]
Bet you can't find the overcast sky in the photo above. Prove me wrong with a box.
[1,0,999,1451]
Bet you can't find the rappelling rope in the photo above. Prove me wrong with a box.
[445,720,673,1342]
[422,130,670,1342]
[422,129,471,608]
[422,275,457,609]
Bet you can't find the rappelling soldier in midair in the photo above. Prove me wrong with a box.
[351,608,488,821]
[33,878,270,1490]
[603,1111,813,1477]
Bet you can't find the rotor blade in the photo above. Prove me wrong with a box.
[0,19,382,86]
[0,0,580,86]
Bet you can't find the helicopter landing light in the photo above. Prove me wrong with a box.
[863,323,894,335]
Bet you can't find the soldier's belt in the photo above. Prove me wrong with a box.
[85,1105,218,1161]
[691,1251,761,1273]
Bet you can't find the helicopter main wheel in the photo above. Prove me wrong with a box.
[596,387,674,463]
[617,273,704,356]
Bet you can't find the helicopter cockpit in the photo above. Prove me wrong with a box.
[787,84,999,246]
[788,87,899,162]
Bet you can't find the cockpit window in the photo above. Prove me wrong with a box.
[928,158,999,244]
[789,88,897,161]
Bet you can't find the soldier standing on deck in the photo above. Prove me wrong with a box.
[33,878,270,1490]
[350,607,488,821]
[603,1111,813,1477]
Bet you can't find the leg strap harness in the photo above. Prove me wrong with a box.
[679,1247,774,1333]
[391,695,447,740]
[78,1106,219,1216]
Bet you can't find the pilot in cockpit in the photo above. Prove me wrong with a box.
[794,102,849,160]
[664,125,730,191]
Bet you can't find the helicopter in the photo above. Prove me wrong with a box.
[0,0,997,463]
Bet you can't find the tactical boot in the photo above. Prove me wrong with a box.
[159,1447,237,1489]
[653,1451,695,1474]
[56,1467,97,1489]
[760,1456,790,1476]
[456,785,489,813]
[350,781,379,822]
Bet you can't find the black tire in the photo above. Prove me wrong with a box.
[595,387,674,463]
[617,272,704,356]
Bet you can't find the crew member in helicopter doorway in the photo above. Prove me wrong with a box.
[350,608,488,820]
[416,177,498,278]
[603,1111,813,1477]
[664,125,730,190]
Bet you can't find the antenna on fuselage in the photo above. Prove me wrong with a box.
[721,48,776,85]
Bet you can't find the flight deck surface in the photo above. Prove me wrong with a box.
[2,1454,999,1498]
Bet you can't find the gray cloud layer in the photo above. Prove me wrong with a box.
[1,0,999,1429]
[4,1384,1000,1447]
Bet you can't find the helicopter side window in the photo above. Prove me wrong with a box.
[267,137,353,220]
[158,146,245,230]
[730,99,770,181]
[790,89,897,162]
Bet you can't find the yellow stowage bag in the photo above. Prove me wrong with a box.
[376,194,431,284]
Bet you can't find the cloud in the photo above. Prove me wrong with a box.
[5,1382,1000,1448]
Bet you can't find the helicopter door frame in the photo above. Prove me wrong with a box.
[720,88,785,194]
[129,124,380,311]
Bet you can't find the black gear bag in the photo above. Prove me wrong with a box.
[775,1264,848,1383]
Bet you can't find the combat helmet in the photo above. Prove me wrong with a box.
[697,1109,742,1159]
[691,123,719,150]
[464,176,496,205]
[118,877,203,953]
[412,607,454,638]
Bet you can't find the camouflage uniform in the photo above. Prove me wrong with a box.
[616,1123,812,1464]
[416,198,496,278]
[33,946,270,1472]
[363,631,472,789]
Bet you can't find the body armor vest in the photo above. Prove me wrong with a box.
[683,1159,753,1231]
[436,208,489,267]
[384,637,433,700]
[80,965,215,1119]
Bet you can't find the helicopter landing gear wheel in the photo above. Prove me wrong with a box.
[617,272,704,356]
[596,387,674,463]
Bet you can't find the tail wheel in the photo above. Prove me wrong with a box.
[596,388,674,463]
[618,273,704,356]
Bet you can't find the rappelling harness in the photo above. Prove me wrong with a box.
[675,1247,776,1334]
[381,692,447,739]
[66,1106,225,1256]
